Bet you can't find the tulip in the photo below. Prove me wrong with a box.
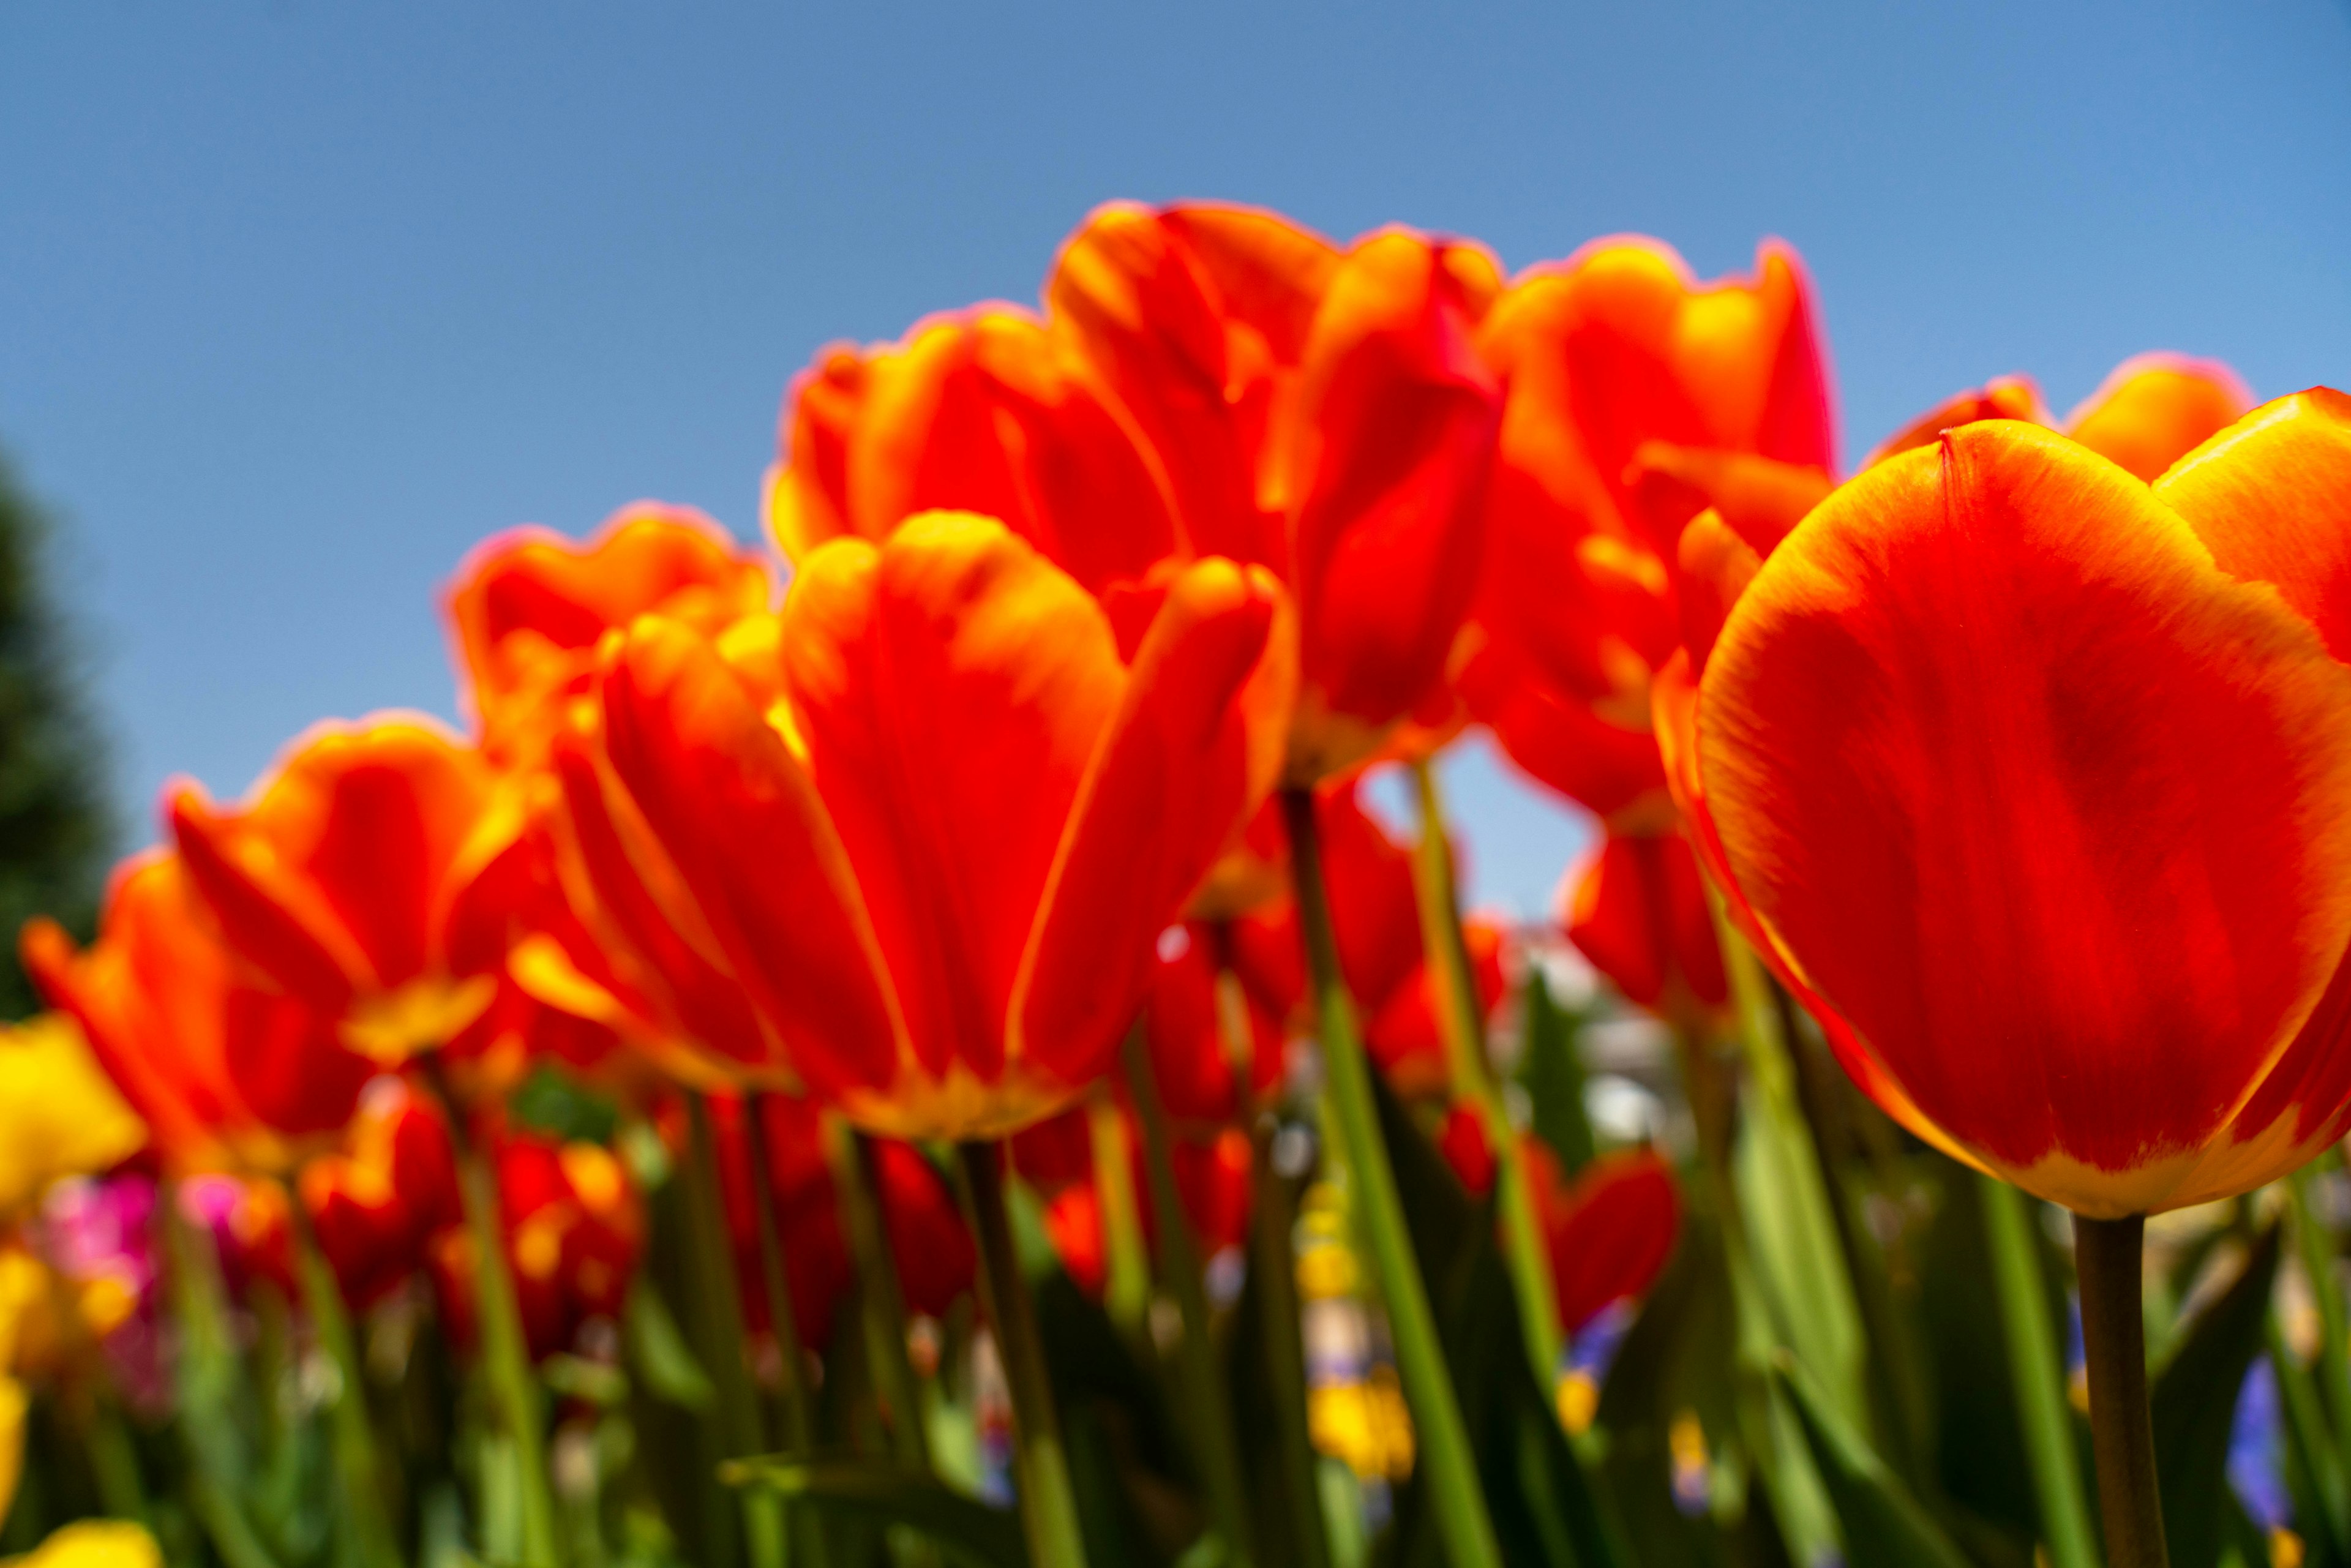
[1561,828,1726,1020]
[446,505,773,767]
[24,850,371,1168]
[1435,1114,1680,1335]
[167,716,521,1072]
[1049,203,1504,782]
[1685,391,2351,1564]
[1463,237,1835,822]
[299,1078,462,1311]
[0,1015,146,1217]
[767,309,1179,598]
[596,511,1292,1141]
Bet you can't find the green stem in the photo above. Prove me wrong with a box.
[824,1116,935,1474]
[1281,787,1503,1568]
[2075,1212,2169,1568]
[955,1142,1089,1568]
[1979,1176,2099,1568]
[2288,1165,2351,1461]
[419,1061,563,1568]
[681,1092,789,1568]
[1122,1025,1257,1568]
[2268,1314,2351,1560]
[744,1093,830,1568]
[1084,1093,1153,1347]
[741,1093,819,1453]
[285,1183,404,1568]
[1223,950,1333,1568]
[1405,760,1564,1391]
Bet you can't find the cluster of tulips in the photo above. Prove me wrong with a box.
[3,199,2349,1568]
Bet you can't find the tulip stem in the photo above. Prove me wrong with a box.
[740,1095,819,1453]
[1281,786,1504,1568]
[1979,1176,2099,1568]
[1219,943,1334,1568]
[1406,760,1565,1392]
[823,1116,936,1474]
[417,1059,563,1568]
[743,1095,832,1568]
[680,1092,790,1568]
[1122,1023,1258,1568]
[1084,1092,1154,1347]
[2075,1212,2170,1568]
[955,1142,1090,1568]
[283,1179,405,1568]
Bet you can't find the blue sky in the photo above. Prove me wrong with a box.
[5,1,2348,916]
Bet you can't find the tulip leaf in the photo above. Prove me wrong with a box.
[622,1277,714,1412]
[722,1456,1030,1568]
[1368,1068,1630,1568]
[1772,1351,1971,1568]
[1518,965,1596,1176]
[2151,1225,2281,1568]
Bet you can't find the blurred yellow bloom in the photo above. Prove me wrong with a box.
[1,1520,162,1568]
[0,1015,145,1215]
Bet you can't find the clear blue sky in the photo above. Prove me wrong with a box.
[6,1,2348,917]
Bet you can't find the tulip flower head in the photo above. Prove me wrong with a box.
[1561,828,1727,1021]
[25,851,370,1168]
[168,716,522,1071]
[1049,203,1504,782]
[0,1014,146,1217]
[768,309,1179,599]
[1464,237,1835,823]
[445,504,773,767]
[1690,390,2351,1215]
[598,511,1294,1139]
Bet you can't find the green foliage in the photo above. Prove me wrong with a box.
[0,443,110,1016]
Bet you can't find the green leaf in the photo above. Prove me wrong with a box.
[508,1062,621,1145]
[2152,1225,2282,1568]
[1772,1351,1971,1568]
[1518,965,1595,1176]
[623,1278,714,1412]
[721,1456,1030,1568]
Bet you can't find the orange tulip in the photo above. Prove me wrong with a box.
[445,505,772,766]
[167,716,520,1071]
[1687,391,2351,1215]
[596,512,1293,1139]
[23,852,370,1170]
[766,310,1179,599]
[441,511,793,1091]
[1463,238,1835,823]
[300,1078,462,1310]
[1049,203,1504,781]
[429,1130,643,1360]
[1865,354,2251,481]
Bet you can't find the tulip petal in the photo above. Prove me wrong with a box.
[2158,388,2351,664]
[1288,233,1499,727]
[1700,420,2351,1212]
[1015,558,1282,1084]
[2065,353,2254,483]
[598,614,906,1098]
[778,514,1122,1090]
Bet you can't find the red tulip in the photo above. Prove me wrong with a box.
[24,852,371,1169]
[445,506,772,767]
[1561,829,1726,1018]
[1049,203,1504,781]
[1685,391,2351,1215]
[167,717,520,1073]
[767,310,1179,599]
[596,513,1292,1138]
